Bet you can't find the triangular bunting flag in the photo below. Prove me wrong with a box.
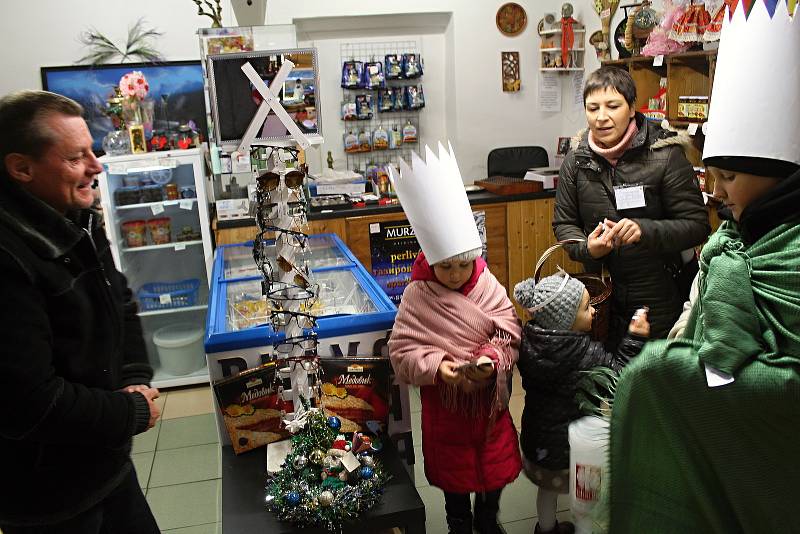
[788,0,798,16]
[728,0,740,19]
[763,0,780,16]
[741,0,757,17]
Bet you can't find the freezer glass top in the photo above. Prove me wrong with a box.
[225,269,377,332]
[221,234,352,280]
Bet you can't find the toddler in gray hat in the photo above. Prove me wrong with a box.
[512,272,650,534]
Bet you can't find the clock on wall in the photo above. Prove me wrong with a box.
[496,3,528,37]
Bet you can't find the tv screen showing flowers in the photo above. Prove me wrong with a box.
[41,60,208,154]
[206,48,321,147]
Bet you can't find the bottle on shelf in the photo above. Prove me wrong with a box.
[327,151,334,169]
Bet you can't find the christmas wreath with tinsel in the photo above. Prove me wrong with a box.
[265,399,390,531]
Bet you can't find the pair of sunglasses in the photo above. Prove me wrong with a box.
[270,309,317,329]
[256,169,306,193]
[274,333,318,355]
[265,280,318,303]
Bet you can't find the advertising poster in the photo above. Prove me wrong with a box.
[369,212,487,304]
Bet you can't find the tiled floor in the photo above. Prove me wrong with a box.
[5,376,573,533]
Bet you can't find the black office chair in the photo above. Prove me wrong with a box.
[487,146,549,179]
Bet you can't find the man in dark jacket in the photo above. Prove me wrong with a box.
[0,91,161,533]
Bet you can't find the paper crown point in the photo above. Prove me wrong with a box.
[703,0,800,168]
[388,142,481,266]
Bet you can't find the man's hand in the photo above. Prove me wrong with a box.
[628,308,650,338]
[604,218,642,247]
[126,386,161,429]
[587,221,614,259]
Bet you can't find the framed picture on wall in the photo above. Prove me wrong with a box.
[41,60,208,154]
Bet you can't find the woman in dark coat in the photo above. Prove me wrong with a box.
[553,67,710,349]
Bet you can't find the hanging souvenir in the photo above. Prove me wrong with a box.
[373,125,389,150]
[341,60,364,89]
[391,89,405,112]
[405,85,425,110]
[402,120,418,144]
[384,54,403,79]
[355,94,374,120]
[363,61,385,90]
[389,125,402,149]
[344,131,359,153]
[358,129,372,152]
[401,53,423,78]
[341,100,357,121]
[669,2,711,43]
[377,88,395,112]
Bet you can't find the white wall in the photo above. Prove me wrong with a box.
[1,0,653,179]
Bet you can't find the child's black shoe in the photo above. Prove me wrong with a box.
[446,515,473,534]
[533,520,575,534]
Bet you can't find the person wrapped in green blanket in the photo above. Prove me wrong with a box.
[603,2,800,533]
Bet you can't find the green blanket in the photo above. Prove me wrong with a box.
[605,220,800,533]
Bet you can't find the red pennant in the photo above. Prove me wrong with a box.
[741,0,757,17]
[727,0,740,19]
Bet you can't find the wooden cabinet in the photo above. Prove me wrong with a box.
[604,51,716,128]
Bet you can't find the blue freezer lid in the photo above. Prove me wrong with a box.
[204,233,396,353]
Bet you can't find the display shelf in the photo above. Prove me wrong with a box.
[539,25,585,70]
[540,47,585,52]
[540,67,585,72]
[151,364,210,389]
[122,240,203,253]
[138,304,208,318]
[116,199,198,211]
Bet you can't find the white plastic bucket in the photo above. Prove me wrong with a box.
[153,323,205,376]
[569,416,610,534]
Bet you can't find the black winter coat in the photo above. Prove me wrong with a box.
[0,177,152,526]
[553,114,710,347]
[517,324,645,471]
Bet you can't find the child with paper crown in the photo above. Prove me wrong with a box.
[604,2,800,531]
[513,272,649,534]
[388,143,522,534]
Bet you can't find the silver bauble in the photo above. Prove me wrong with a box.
[293,455,308,469]
[318,490,334,507]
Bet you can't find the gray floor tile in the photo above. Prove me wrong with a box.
[411,409,421,446]
[502,510,573,534]
[511,369,523,397]
[146,479,219,531]
[149,444,220,488]
[498,473,539,523]
[163,522,218,533]
[132,421,161,454]
[417,484,448,534]
[132,451,155,488]
[409,386,421,413]
[509,394,524,430]
[413,445,429,488]
[158,413,219,450]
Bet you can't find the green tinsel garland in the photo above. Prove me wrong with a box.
[266,401,390,531]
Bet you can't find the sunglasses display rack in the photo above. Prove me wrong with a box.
[251,146,321,415]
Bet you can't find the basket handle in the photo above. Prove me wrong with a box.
[533,239,585,282]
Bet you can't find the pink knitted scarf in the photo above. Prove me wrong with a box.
[388,268,521,423]
[588,118,639,166]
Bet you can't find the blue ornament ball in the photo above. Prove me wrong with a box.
[360,466,374,480]
[285,491,301,506]
[327,416,342,431]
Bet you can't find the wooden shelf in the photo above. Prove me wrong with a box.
[540,28,586,35]
[540,47,585,52]
[540,68,584,72]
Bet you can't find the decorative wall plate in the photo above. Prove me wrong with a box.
[496,3,528,37]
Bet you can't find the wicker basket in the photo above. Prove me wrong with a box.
[534,239,612,342]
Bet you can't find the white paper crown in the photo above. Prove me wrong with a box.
[387,142,481,265]
[703,1,800,167]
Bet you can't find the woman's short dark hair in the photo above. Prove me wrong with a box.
[0,90,84,171]
[583,66,637,107]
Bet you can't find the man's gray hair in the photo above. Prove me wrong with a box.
[0,90,84,172]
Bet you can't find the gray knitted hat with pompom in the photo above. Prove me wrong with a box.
[513,273,586,330]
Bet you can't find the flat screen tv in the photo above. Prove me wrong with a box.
[41,60,208,154]
[206,47,321,147]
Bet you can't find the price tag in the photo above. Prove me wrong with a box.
[174,243,186,251]
[180,200,194,210]
[687,123,699,136]
[150,204,165,215]
[653,55,664,67]
[369,223,380,234]
[159,293,172,305]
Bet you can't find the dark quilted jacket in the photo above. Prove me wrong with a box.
[553,114,710,347]
[517,325,646,471]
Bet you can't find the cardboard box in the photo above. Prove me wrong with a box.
[524,166,560,189]
[213,362,290,454]
[319,357,391,434]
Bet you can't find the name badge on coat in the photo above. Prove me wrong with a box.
[613,185,646,210]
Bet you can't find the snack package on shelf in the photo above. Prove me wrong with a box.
[402,120,418,143]
[402,53,423,78]
[389,125,403,149]
[362,61,385,89]
[213,362,290,455]
[344,131,360,153]
[341,100,357,121]
[377,88,395,112]
[372,125,389,150]
[355,94,374,120]
[358,129,372,152]
[384,54,403,79]
[405,84,425,110]
[341,60,364,89]
[319,357,391,435]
